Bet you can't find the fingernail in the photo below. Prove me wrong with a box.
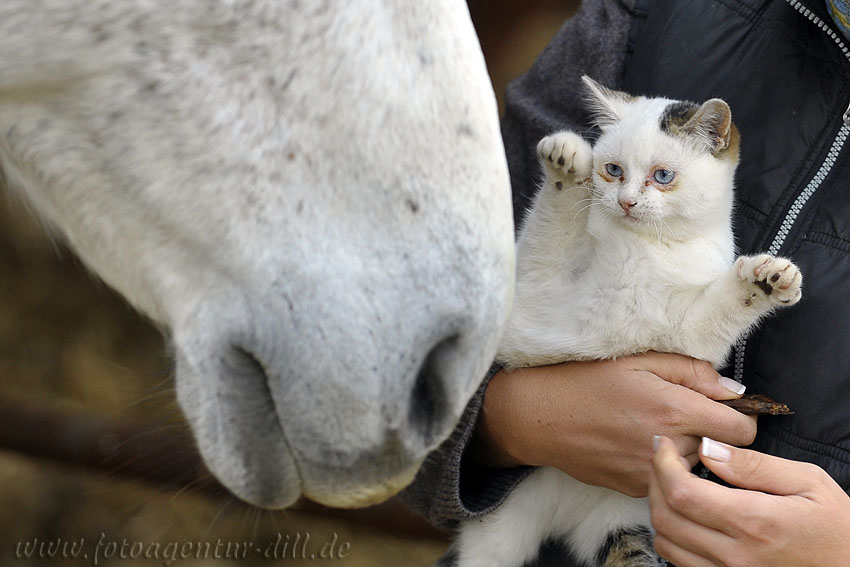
[653,435,662,453]
[701,437,731,462]
[718,376,746,395]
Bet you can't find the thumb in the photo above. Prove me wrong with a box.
[636,352,745,400]
[699,437,815,495]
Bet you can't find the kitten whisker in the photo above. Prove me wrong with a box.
[654,219,663,242]
[571,200,596,222]
[659,218,678,241]
[568,197,594,213]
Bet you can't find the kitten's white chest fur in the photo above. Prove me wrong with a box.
[503,222,749,368]
[453,77,802,567]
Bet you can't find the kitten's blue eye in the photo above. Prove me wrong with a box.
[605,163,623,177]
[654,169,675,184]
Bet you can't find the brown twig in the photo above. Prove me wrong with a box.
[719,394,794,415]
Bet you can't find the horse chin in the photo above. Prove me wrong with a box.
[303,462,423,509]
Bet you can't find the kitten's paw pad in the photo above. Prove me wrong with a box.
[735,254,802,306]
[537,131,592,182]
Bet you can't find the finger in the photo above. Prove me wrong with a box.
[635,352,745,400]
[700,437,823,496]
[652,436,746,535]
[680,389,757,447]
[671,432,700,457]
[664,434,699,469]
[649,469,731,565]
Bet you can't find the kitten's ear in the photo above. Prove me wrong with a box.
[682,99,733,155]
[581,75,635,126]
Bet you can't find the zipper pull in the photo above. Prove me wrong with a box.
[845,100,850,125]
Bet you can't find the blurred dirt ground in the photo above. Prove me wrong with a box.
[0,2,578,566]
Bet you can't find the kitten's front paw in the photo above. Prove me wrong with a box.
[736,254,803,306]
[537,131,592,184]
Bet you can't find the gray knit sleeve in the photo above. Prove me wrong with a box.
[399,0,635,529]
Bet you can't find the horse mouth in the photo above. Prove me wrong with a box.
[174,341,433,510]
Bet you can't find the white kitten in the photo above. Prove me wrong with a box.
[452,77,802,567]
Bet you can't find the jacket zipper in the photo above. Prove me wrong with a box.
[733,0,850,382]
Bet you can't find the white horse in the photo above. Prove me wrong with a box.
[0,1,514,509]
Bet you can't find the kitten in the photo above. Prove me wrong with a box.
[451,77,802,567]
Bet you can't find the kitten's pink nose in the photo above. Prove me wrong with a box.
[619,198,636,213]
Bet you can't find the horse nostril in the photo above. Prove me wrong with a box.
[224,346,278,412]
[407,334,458,447]
[226,346,269,382]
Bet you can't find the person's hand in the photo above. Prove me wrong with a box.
[472,352,756,497]
[650,436,850,567]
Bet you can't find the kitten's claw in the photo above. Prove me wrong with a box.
[537,131,593,183]
[736,254,802,306]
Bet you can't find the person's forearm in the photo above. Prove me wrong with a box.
[468,367,534,470]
